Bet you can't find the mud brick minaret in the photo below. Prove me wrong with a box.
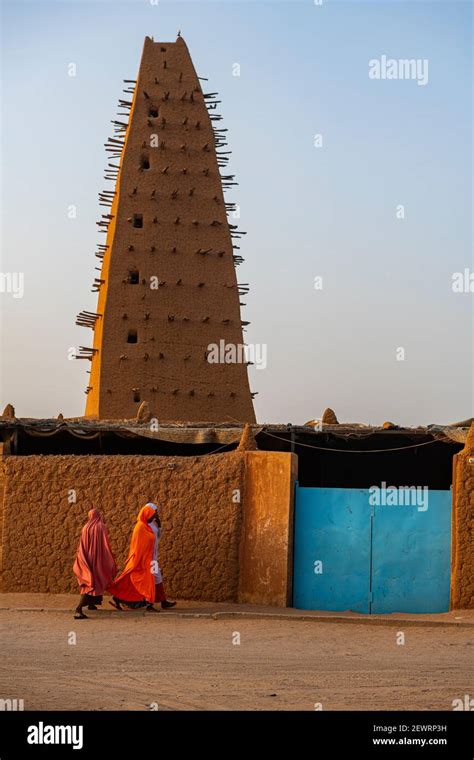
[77,36,256,422]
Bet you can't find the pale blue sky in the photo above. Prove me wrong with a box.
[1,0,472,424]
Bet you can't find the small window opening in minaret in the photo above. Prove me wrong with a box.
[133,390,140,403]
[133,214,143,228]
[128,269,139,284]
[148,106,158,118]
[140,155,150,170]
[127,329,138,344]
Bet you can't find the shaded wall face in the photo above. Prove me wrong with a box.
[0,453,245,601]
[451,426,474,609]
[257,432,461,489]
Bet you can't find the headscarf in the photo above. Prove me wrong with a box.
[107,505,157,603]
[73,509,117,595]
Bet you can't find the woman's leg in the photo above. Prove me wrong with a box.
[109,596,123,610]
[74,594,89,619]
[156,582,176,609]
[87,594,103,610]
[145,586,161,612]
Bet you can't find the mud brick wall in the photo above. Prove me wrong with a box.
[451,422,474,609]
[0,446,6,577]
[0,453,245,600]
[239,452,297,606]
[84,36,255,423]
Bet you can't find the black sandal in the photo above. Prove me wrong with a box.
[109,598,123,611]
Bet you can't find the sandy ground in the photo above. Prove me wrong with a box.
[1,608,472,711]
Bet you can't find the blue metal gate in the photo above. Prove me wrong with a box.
[293,485,452,614]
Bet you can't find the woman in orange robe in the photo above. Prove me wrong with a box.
[108,503,159,611]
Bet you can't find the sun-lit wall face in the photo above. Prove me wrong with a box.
[83,35,255,422]
[0,452,246,600]
[451,422,474,609]
[1,0,472,425]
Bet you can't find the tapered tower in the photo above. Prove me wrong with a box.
[76,36,256,422]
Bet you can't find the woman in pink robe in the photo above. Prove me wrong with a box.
[73,509,117,619]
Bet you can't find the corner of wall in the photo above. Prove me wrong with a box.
[238,450,298,607]
[0,444,9,592]
[450,424,474,609]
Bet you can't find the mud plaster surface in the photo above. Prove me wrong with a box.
[0,453,245,600]
[85,36,255,422]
